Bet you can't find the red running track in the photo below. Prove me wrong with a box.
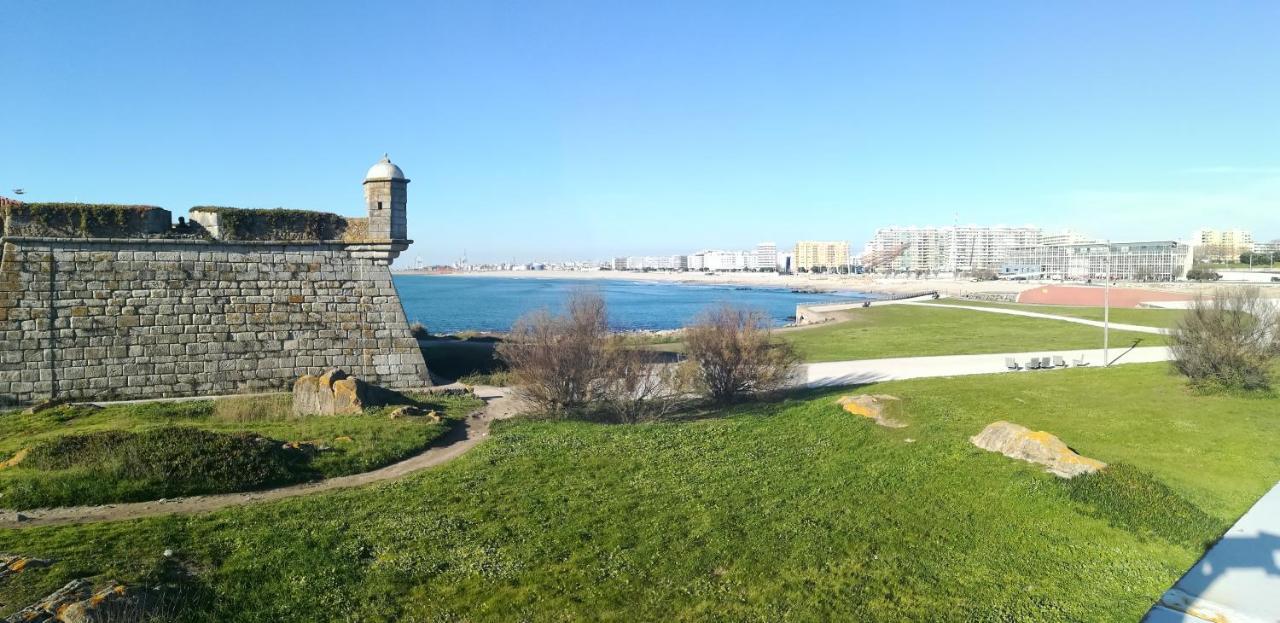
[1015,285,1193,308]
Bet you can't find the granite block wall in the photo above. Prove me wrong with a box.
[0,237,430,405]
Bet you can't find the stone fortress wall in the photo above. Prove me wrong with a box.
[0,157,430,405]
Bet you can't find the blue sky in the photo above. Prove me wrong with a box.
[4,1,1278,264]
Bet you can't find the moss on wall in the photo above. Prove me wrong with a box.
[1,203,170,238]
[190,207,351,241]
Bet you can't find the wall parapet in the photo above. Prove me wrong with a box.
[1,203,172,239]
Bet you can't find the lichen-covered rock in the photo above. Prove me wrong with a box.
[4,579,152,623]
[970,421,1106,478]
[292,368,374,415]
[331,377,366,413]
[388,406,441,421]
[0,448,28,470]
[0,553,52,581]
[836,394,906,428]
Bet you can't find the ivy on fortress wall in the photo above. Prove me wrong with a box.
[190,207,352,241]
[1,203,170,239]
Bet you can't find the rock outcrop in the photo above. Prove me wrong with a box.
[3,578,151,623]
[0,553,51,581]
[292,369,371,416]
[836,394,907,428]
[970,421,1106,478]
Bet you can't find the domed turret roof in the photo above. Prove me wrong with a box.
[364,154,406,181]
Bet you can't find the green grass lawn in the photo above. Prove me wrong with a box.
[0,393,483,509]
[929,298,1188,329]
[780,304,1166,362]
[2,363,1277,621]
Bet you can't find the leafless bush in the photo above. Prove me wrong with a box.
[496,290,682,419]
[680,305,800,403]
[1171,287,1280,390]
[597,344,684,423]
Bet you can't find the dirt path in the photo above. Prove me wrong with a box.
[0,386,521,530]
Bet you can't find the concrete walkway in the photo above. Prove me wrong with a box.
[906,301,1170,335]
[802,346,1172,387]
[1144,480,1280,623]
[801,292,941,314]
[0,386,519,529]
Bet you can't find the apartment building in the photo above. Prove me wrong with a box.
[863,225,1041,274]
[1193,228,1254,262]
[755,242,778,271]
[794,241,850,271]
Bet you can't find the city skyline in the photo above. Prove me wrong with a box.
[4,2,1279,265]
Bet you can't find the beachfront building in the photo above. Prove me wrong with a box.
[1040,230,1096,246]
[776,251,794,274]
[794,240,850,272]
[1193,228,1254,262]
[863,225,1041,275]
[703,250,748,271]
[755,242,778,271]
[624,255,687,271]
[1001,240,1191,282]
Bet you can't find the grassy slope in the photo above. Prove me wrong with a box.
[0,394,483,508]
[929,298,1188,329]
[784,304,1166,362]
[3,364,1278,621]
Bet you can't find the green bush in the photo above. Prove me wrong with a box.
[1061,463,1222,548]
[1185,269,1222,281]
[14,427,316,507]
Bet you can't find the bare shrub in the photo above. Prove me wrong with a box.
[1171,287,1280,390]
[597,343,684,423]
[496,290,682,419]
[681,305,800,403]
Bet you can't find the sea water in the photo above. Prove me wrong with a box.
[394,275,872,333]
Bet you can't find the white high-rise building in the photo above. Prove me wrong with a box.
[863,225,1041,274]
[701,250,748,271]
[755,242,778,271]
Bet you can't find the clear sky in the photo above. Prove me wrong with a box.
[4,1,1278,264]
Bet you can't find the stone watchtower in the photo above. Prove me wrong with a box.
[364,154,409,240]
[351,154,411,264]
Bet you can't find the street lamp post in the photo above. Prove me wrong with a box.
[1103,242,1111,367]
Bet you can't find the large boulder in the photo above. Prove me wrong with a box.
[292,369,371,416]
[836,394,907,428]
[970,421,1105,478]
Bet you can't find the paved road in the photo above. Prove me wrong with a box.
[0,386,519,529]
[905,301,1170,335]
[1144,480,1280,623]
[802,346,1172,387]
